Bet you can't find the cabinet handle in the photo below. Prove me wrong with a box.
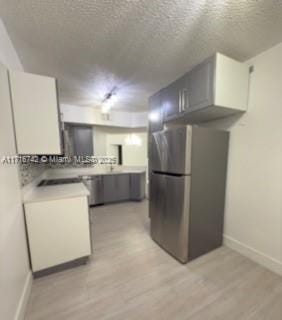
[182,89,189,111]
[178,90,182,113]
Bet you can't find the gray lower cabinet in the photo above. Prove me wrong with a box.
[103,175,117,203]
[103,173,144,204]
[116,174,130,201]
[130,173,146,201]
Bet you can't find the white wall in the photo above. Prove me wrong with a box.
[106,132,148,167]
[0,19,32,320]
[0,20,22,71]
[61,103,148,128]
[93,126,148,167]
[205,43,282,275]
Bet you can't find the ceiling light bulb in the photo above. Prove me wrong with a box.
[149,111,159,122]
[101,93,117,114]
[101,104,110,114]
[125,134,142,146]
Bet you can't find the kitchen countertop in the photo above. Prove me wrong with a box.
[21,167,147,203]
[45,167,146,180]
[23,182,90,203]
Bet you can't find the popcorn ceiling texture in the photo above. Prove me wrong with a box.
[1,0,282,111]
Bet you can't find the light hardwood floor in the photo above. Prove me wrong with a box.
[25,201,282,320]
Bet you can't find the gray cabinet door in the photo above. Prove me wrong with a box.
[162,57,214,122]
[116,174,130,201]
[103,175,117,203]
[163,73,193,121]
[163,78,182,121]
[103,174,131,203]
[130,173,145,200]
[187,58,214,110]
[148,91,163,133]
[72,125,93,156]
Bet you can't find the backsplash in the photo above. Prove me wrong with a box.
[19,163,46,187]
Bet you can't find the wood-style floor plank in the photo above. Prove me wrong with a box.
[24,201,282,320]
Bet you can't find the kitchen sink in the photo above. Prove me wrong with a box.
[38,178,82,187]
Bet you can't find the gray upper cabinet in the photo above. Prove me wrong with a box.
[64,125,93,156]
[163,79,182,120]
[148,90,163,133]
[152,53,249,124]
[187,58,214,111]
[163,74,193,121]
[72,126,93,156]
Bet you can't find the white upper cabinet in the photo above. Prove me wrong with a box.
[159,53,250,123]
[213,53,249,111]
[9,71,62,154]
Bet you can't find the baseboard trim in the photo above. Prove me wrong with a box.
[224,235,282,276]
[14,271,33,320]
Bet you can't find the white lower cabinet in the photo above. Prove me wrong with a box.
[24,196,91,272]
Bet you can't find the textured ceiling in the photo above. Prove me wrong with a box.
[1,0,282,111]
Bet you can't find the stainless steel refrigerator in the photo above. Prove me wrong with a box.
[149,125,229,263]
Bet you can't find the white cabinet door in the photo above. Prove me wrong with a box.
[25,196,91,272]
[214,53,249,111]
[9,71,62,154]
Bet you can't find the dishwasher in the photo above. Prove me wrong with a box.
[82,175,104,206]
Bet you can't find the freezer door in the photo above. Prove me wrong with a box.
[150,172,191,263]
[149,126,192,175]
[149,173,165,245]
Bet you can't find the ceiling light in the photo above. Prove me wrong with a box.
[125,134,142,146]
[148,111,160,122]
[101,87,118,114]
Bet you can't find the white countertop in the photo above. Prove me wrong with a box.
[21,166,147,203]
[45,167,146,179]
[23,182,90,203]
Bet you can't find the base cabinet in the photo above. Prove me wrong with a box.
[130,173,146,200]
[103,175,118,203]
[103,173,145,204]
[117,174,130,201]
[24,196,91,272]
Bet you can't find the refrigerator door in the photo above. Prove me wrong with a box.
[150,126,192,175]
[150,172,191,263]
[149,173,165,245]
